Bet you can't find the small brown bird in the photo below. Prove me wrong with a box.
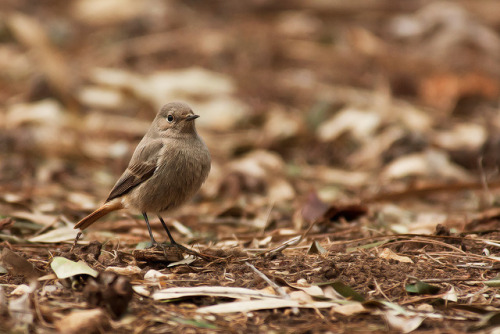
[74,102,211,253]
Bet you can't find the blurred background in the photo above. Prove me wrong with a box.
[1,0,500,242]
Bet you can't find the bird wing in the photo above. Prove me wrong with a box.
[105,140,163,202]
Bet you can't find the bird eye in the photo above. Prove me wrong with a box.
[167,114,174,123]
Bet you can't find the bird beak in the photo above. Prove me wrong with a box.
[185,114,200,121]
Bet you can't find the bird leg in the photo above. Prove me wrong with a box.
[142,212,158,246]
[157,215,213,261]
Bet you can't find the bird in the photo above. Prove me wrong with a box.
[74,102,211,256]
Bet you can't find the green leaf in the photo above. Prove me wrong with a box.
[405,281,440,295]
[346,240,389,253]
[170,317,218,329]
[135,241,153,249]
[318,281,365,302]
[485,274,500,287]
[50,256,98,279]
[0,264,7,274]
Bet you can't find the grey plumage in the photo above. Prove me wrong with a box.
[74,102,211,232]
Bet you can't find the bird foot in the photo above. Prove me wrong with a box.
[167,242,215,262]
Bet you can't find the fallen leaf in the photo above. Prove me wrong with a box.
[442,286,458,302]
[384,312,424,333]
[381,149,471,180]
[317,107,381,142]
[168,255,197,267]
[0,248,40,279]
[55,309,109,334]
[379,248,414,263]
[332,302,366,316]
[29,226,79,243]
[196,298,339,314]
[308,241,327,255]
[144,269,176,282]
[50,257,98,279]
[105,266,142,276]
[132,285,151,297]
[10,284,32,296]
[405,281,440,295]
[8,293,33,326]
[10,211,57,226]
[320,281,365,302]
[153,286,278,301]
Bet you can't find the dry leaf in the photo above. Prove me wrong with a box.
[379,248,414,264]
[384,312,424,333]
[197,298,339,314]
[153,286,278,301]
[0,248,40,279]
[9,293,33,326]
[55,309,109,334]
[29,227,79,243]
[381,149,471,180]
[105,266,142,276]
[317,108,381,142]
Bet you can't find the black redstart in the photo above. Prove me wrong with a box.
[74,102,211,255]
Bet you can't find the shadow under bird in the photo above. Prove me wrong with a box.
[74,102,211,256]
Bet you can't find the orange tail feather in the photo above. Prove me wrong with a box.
[74,201,123,230]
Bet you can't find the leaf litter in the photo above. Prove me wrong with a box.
[2,0,500,333]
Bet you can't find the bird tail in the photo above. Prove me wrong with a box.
[74,200,124,230]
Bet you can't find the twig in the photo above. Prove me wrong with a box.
[69,231,82,253]
[245,262,286,298]
[373,278,390,301]
[245,262,298,314]
[478,156,494,207]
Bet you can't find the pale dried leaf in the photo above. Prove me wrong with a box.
[197,298,339,314]
[10,284,32,296]
[55,309,109,334]
[317,108,381,142]
[144,269,176,282]
[77,86,125,109]
[50,257,98,279]
[132,285,151,297]
[29,227,79,243]
[379,248,414,263]
[442,286,458,302]
[230,150,285,178]
[381,149,471,180]
[433,123,487,150]
[167,255,197,267]
[269,178,295,202]
[105,265,142,276]
[8,293,33,326]
[11,211,57,226]
[300,165,370,187]
[384,312,424,333]
[153,286,278,301]
[332,302,366,316]
[71,0,146,25]
[263,107,303,141]
[6,99,66,129]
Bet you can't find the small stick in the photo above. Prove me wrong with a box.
[245,261,298,314]
[70,231,82,253]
